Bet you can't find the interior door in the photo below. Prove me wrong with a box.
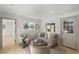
[61,17,77,49]
[2,19,16,48]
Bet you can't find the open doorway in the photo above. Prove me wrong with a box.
[2,19,16,48]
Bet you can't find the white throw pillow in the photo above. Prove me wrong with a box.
[47,32,51,39]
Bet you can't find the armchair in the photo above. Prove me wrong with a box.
[37,32,58,48]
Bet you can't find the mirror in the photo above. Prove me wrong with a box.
[46,23,55,32]
[35,24,40,29]
[23,22,40,30]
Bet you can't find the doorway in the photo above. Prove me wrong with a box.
[2,19,16,48]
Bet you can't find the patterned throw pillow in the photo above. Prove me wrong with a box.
[40,32,45,37]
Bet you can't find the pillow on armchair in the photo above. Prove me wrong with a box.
[38,32,45,37]
[45,32,55,39]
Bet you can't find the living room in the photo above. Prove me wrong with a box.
[0,4,79,54]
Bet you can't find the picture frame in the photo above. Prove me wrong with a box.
[35,24,40,29]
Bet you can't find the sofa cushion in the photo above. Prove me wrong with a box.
[47,32,51,39]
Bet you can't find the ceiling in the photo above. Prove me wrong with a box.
[0,4,79,19]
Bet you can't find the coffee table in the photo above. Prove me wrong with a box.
[30,40,50,54]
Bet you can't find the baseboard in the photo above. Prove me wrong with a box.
[61,44,77,51]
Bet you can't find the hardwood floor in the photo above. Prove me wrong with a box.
[61,46,79,54]
[50,45,79,54]
[0,35,79,54]
[0,44,30,54]
[2,35,15,48]
[0,44,79,54]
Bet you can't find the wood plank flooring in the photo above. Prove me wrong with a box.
[0,44,79,54]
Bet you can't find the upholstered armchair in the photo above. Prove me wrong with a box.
[37,32,58,48]
[45,33,58,48]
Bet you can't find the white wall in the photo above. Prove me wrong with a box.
[16,17,41,42]
[41,16,61,34]
[0,13,41,46]
[41,11,79,34]
[41,17,54,32]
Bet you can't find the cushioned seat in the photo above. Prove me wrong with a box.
[37,32,58,48]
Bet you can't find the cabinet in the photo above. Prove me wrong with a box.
[61,16,77,49]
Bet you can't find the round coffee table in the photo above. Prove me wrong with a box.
[30,41,50,54]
